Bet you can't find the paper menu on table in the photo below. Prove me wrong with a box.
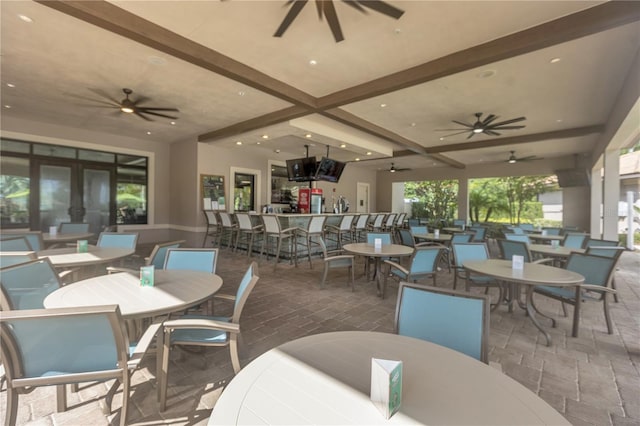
[140,265,155,287]
[370,358,402,419]
[512,254,524,271]
[374,238,382,252]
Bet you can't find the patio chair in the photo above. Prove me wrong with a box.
[542,227,562,236]
[519,223,535,232]
[296,215,327,268]
[453,219,466,228]
[364,232,394,279]
[394,212,407,230]
[368,213,385,231]
[562,233,589,249]
[317,237,355,290]
[0,236,33,251]
[394,283,489,363]
[0,258,62,310]
[325,214,356,250]
[58,222,90,233]
[469,226,487,242]
[451,242,503,311]
[260,215,298,270]
[505,234,531,244]
[382,213,397,231]
[498,239,552,264]
[585,238,619,248]
[446,232,474,270]
[146,240,186,269]
[0,251,37,269]
[409,225,428,235]
[157,262,259,411]
[586,246,625,303]
[234,212,263,257]
[407,218,420,228]
[0,305,159,426]
[217,212,238,249]
[351,214,369,242]
[383,246,445,299]
[97,232,138,249]
[532,252,618,337]
[202,210,221,247]
[0,232,44,251]
[164,248,218,273]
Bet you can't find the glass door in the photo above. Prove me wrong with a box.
[234,173,255,212]
[34,159,115,234]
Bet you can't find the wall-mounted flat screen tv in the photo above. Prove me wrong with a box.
[315,157,347,183]
[286,156,317,182]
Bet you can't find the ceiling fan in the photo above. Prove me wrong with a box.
[274,0,404,43]
[506,150,539,164]
[437,112,526,139]
[80,88,179,121]
[389,162,411,173]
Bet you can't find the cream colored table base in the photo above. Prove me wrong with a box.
[210,331,569,425]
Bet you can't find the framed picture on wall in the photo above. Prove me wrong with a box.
[201,174,226,210]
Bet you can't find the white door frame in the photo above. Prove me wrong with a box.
[229,166,262,213]
[356,182,370,213]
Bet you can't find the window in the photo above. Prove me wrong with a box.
[0,156,30,226]
[234,173,255,212]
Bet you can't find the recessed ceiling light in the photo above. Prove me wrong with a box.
[305,133,312,138]
[4,105,11,109]
[274,149,280,153]
[236,141,242,145]
[477,69,496,79]
[410,122,416,127]
[6,83,15,88]
[556,119,563,123]
[18,14,33,23]
[394,28,402,34]
[146,131,152,135]
[340,143,346,148]
[256,141,261,145]
[238,91,246,96]
[262,134,269,139]
[309,59,317,66]
[355,158,360,161]
[170,121,176,125]
[366,152,372,156]
[380,103,387,108]
[550,57,561,64]
[439,137,445,141]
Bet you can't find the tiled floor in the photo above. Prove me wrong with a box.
[2,241,639,426]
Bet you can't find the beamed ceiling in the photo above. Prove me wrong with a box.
[1,1,639,171]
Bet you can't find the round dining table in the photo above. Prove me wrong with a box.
[463,259,584,346]
[42,232,94,247]
[209,331,569,425]
[342,243,413,297]
[37,245,134,269]
[529,243,584,259]
[528,233,564,244]
[412,232,452,243]
[44,269,222,320]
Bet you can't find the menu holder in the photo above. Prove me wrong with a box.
[541,230,548,236]
[76,240,88,253]
[434,229,440,238]
[551,240,560,248]
[49,225,58,237]
[512,254,524,271]
[370,358,402,419]
[374,238,382,253]
[140,265,155,287]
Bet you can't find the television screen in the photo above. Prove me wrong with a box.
[315,157,346,183]
[286,156,317,182]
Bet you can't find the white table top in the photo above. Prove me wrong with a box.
[463,259,584,287]
[44,270,222,319]
[413,232,452,242]
[529,244,585,258]
[343,243,414,258]
[37,245,134,268]
[209,331,569,425]
[42,232,94,243]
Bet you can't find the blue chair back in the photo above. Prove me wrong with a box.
[452,242,490,268]
[562,233,588,249]
[409,226,428,235]
[585,246,624,260]
[543,227,561,236]
[164,248,218,273]
[397,229,415,247]
[97,232,138,249]
[409,247,443,275]
[0,258,62,310]
[505,234,531,244]
[58,222,90,234]
[232,261,260,322]
[0,251,37,269]
[395,283,488,363]
[565,253,616,289]
[520,224,535,232]
[586,238,619,248]
[469,226,487,242]
[407,218,420,227]
[1,232,43,251]
[451,233,473,244]
[366,232,392,245]
[510,227,525,234]
[0,236,33,251]
[498,239,532,262]
[453,219,465,228]
[147,240,184,270]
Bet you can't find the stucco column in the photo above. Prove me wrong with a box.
[458,178,468,222]
[590,164,603,238]
[602,149,620,240]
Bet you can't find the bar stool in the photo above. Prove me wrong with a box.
[296,215,327,268]
[324,214,356,250]
[352,214,369,242]
[234,213,263,257]
[260,215,298,270]
[218,212,237,249]
[202,210,221,247]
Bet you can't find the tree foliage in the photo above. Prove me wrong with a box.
[405,179,458,220]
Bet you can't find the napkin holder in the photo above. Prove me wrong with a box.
[374,238,382,253]
[370,358,402,419]
[140,265,155,287]
[76,240,88,253]
[49,226,57,236]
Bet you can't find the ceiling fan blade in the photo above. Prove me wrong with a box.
[484,129,501,136]
[138,110,178,120]
[489,116,526,127]
[466,132,475,139]
[274,0,308,37]
[322,0,344,42]
[358,0,405,19]
[435,128,467,131]
[341,0,367,13]
[520,155,538,161]
[490,125,526,130]
[315,0,323,18]
[87,88,120,105]
[133,111,153,121]
[137,107,179,112]
[439,130,472,138]
[482,114,498,126]
[452,120,473,128]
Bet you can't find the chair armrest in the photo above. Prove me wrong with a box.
[252,225,264,231]
[581,284,616,294]
[325,225,340,232]
[106,266,138,275]
[163,318,240,334]
[383,260,408,275]
[532,257,555,265]
[128,321,162,369]
[324,255,354,263]
[280,227,298,234]
[214,293,236,302]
